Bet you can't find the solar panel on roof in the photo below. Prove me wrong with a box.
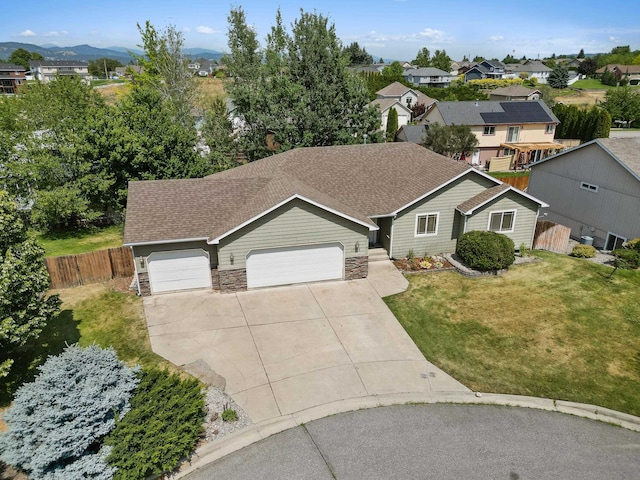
[481,102,552,124]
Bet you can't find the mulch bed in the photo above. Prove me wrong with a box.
[392,255,454,273]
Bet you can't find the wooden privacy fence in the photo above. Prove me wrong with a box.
[495,176,530,191]
[45,246,135,289]
[533,220,571,254]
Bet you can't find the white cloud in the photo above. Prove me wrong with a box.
[196,26,217,34]
[18,29,36,37]
[489,35,504,42]
[43,30,68,37]
[418,28,445,41]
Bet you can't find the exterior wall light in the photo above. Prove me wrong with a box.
[139,257,145,269]
[230,253,234,265]
[355,241,360,253]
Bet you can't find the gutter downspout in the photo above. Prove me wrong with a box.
[389,215,397,259]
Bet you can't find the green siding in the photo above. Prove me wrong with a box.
[133,241,217,271]
[391,174,496,258]
[218,199,369,270]
[464,190,539,248]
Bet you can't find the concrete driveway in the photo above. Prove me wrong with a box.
[143,261,468,423]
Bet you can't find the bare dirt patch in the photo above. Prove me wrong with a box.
[556,89,607,107]
[95,83,131,104]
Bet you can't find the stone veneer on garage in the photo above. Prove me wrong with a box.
[139,257,369,296]
[344,256,368,280]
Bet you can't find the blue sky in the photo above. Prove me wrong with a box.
[3,0,638,60]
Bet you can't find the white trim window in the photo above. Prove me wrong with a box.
[488,210,516,233]
[415,213,439,236]
[580,181,598,193]
[483,125,496,135]
[545,124,554,134]
[507,126,520,142]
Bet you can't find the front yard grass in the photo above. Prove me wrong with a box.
[385,250,640,416]
[1,282,175,408]
[35,224,123,257]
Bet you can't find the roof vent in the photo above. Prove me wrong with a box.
[474,99,479,106]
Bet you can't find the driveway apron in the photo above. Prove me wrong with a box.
[143,262,469,423]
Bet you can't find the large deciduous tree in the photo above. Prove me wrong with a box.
[413,47,431,67]
[578,57,597,77]
[431,49,452,72]
[602,86,640,128]
[423,123,478,159]
[88,58,123,78]
[8,48,43,69]
[226,7,380,160]
[0,191,60,378]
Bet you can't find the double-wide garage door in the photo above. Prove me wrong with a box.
[147,249,211,294]
[246,243,344,289]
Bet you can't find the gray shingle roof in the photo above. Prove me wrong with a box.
[456,184,510,214]
[124,143,479,244]
[403,67,450,76]
[432,100,559,126]
[596,138,640,179]
[395,125,429,144]
[490,85,541,97]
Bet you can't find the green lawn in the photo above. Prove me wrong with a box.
[385,251,640,416]
[488,171,530,178]
[91,79,127,86]
[572,79,640,89]
[35,224,123,257]
[1,283,175,407]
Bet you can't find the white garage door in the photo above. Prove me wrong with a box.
[246,243,344,289]
[147,249,212,294]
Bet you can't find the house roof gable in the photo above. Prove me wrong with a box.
[456,183,548,215]
[529,138,640,182]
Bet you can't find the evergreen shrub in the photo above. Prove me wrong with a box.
[456,231,515,271]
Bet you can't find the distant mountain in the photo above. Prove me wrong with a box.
[0,41,136,63]
[0,41,224,63]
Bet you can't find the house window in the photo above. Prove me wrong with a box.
[483,126,496,135]
[507,126,520,142]
[545,124,554,134]
[605,232,626,251]
[488,210,515,233]
[580,181,598,193]
[415,213,439,236]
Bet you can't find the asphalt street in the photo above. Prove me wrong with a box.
[184,404,640,480]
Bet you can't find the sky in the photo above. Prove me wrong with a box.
[2,0,638,61]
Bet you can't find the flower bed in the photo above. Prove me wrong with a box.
[393,255,454,273]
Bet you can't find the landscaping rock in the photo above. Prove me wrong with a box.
[203,387,252,441]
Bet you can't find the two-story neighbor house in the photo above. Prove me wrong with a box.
[528,138,640,249]
[504,61,552,83]
[369,82,437,132]
[0,64,26,94]
[403,67,452,88]
[29,60,89,82]
[464,59,506,82]
[421,100,563,166]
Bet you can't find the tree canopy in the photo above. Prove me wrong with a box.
[88,58,123,78]
[412,47,451,71]
[548,64,569,88]
[602,86,640,127]
[0,191,60,378]
[343,42,372,65]
[423,123,479,158]
[8,48,43,69]
[225,7,381,160]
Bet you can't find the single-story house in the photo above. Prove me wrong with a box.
[504,61,552,83]
[489,85,542,101]
[595,64,640,85]
[528,138,640,249]
[124,143,548,295]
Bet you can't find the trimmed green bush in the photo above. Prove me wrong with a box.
[612,249,640,269]
[624,238,640,252]
[571,244,597,258]
[105,369,205,480]
[456,231,515,271]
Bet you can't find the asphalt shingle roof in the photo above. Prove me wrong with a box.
[124,143,477,245]
[457,184,510,214]
[597,138,640,178]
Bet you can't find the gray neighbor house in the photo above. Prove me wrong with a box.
[528,138,640,249]
[124,143,547,295]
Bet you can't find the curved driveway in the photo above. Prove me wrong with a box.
[185,404,640,480]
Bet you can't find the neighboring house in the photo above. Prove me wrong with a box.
[115,65,143,78]
[528,138,640,250]
[421,100,563,166]
[124,143,547,295]
[395,124,429,144]
[504,61,552,83]
[188,58,214,77]
[0,64,26,94]
[464,59,506,82]
[489,85,542,101]
[369,81,437,132]
[403,67,452,88]
[29,60,89,82]
[595,64,640,86]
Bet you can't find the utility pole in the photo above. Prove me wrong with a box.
[104,59,108,79]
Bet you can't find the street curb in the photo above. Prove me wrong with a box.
[173,391,640,478]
